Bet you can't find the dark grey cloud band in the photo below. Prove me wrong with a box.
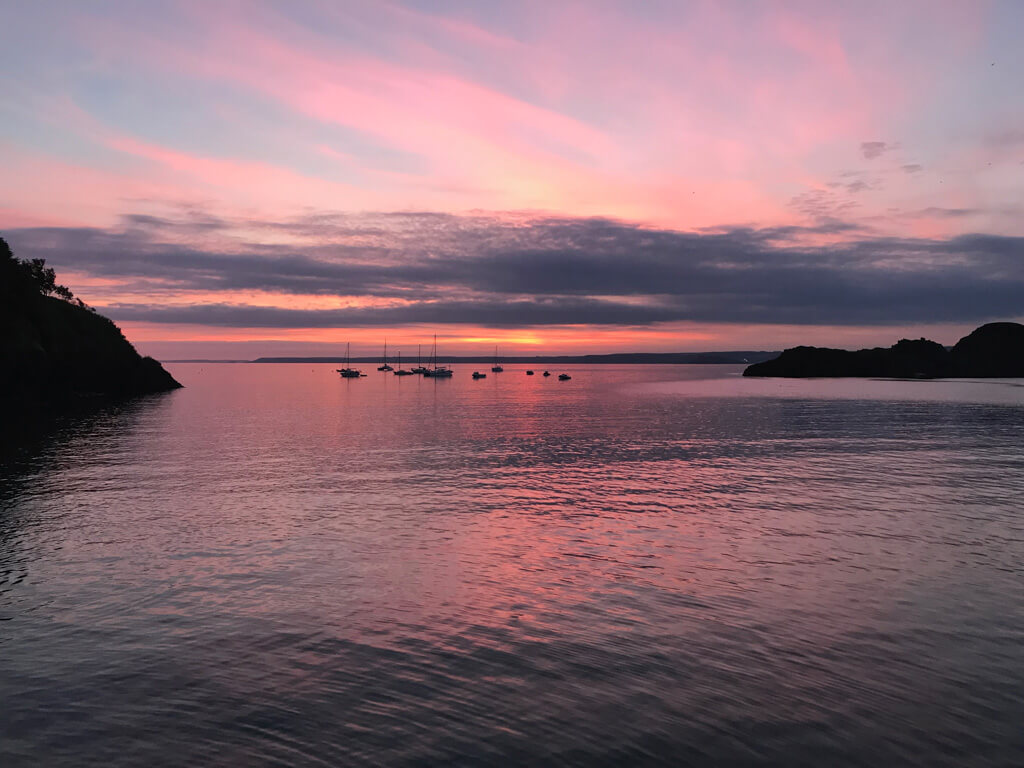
[5,211,1023,328]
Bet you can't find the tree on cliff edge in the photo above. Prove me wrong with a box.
[1,235,75,301]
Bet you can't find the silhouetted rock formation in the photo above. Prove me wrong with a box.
[1,235,181,407]
[744,322,1024,378]
[950,322,1024,377]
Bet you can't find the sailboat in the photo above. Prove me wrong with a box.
[393,352,413,376]
[422,334,453,377]
[411,344,428,374]
[336,343,364,378]
[491,345,503,373]
[377,340,393,371]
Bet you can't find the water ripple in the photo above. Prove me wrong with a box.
[2,364,1023,766]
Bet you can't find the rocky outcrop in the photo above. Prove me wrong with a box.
[950,322,1024,377]
[1,236,181,407]
[743,323,1024,378]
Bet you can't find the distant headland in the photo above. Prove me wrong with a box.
[1,236,181,410]
[249,351,780,365]
[743,322,1024,378]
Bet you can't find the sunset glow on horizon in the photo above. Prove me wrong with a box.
[2,0,1022,358]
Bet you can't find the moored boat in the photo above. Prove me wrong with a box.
[424,335,453,377]
[336,343,364,378]
[411,344,428,374]
[393,352,413,376]
[377,340,393,371]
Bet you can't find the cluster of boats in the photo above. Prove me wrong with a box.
[471,369,570,380]
[337,339,572,380]
[336,339,450,378]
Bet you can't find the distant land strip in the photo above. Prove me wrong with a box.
[166,352,780,364]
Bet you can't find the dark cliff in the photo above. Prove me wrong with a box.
[949,322,1024,378]
[744,323,1024,378]
[1,236,181,407]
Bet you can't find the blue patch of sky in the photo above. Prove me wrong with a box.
[73,71,427,176]
[1,0,429,182]
[887,2,1024,169]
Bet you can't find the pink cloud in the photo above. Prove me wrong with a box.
[67,2,805,227]
[5,1,1008,240]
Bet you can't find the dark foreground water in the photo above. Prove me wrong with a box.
[2,364,1024,767]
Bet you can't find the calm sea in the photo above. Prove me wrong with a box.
[2,364,1024,767]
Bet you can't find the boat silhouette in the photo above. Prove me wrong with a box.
[411,344,428,374]
[393,352,413,376]
[377,339,393,371]
[422,335,453,377]
[336,343,364,378]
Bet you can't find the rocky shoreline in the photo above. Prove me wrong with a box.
[743,323,1024,379]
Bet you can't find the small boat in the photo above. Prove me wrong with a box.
[558,373,571,380]
[411,344,428,374]
[542,370,551,377]
[393,352,413,376]
[423,334,453,377]
[336,343,364,378]
[377,340,393,371]
[491,346,503,373]
[472,371,487,379]
[526,370,534,375]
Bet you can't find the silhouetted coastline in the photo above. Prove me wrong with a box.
[743,322,1024,378]
[1,236,181,418]
[250,351,779,365]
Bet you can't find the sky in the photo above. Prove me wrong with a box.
[1,0,1023,359]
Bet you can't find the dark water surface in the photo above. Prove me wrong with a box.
[3,364,1024,766]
